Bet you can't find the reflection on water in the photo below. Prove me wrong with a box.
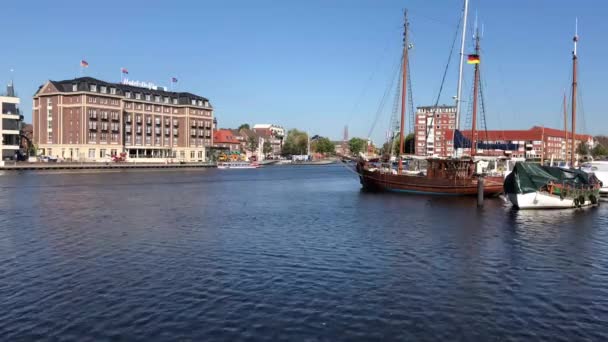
[1,165,607,341]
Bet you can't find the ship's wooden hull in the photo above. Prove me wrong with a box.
[358,169,503,196]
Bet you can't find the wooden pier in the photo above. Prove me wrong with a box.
[0,162,216,171]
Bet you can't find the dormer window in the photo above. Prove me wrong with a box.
[164,97,169,104]
[135,93,141,100]
[191,99,196,105]
[125,91,131,98]
[145,94,151,101]
[72,84,78,91]
[172,98,178,105]
[100,86,107,93]
[90,84,97,92]
[110,88,116,95]
[204,101,209,107]
[154,95,160,102]
[198,100,202,106]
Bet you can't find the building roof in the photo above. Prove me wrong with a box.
[34,76,211,107]
[460,126,592,141]
[213,129,241,144]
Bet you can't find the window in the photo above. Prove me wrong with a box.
[72,84,78,91]
[110,88,116,95]
[145,94,151,101]
[191,151,195,159]
[164,97,169,104]
[191,99,196,105]
[126,92,131,98]
[198,100,202,106]
[154,95,160,102]
[135,93,141,100]
[99,149,106,158]
[173,98,178,105]
[90,84,97,92]
[100,86,107,93]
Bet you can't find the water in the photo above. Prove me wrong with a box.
[1,165,607,341]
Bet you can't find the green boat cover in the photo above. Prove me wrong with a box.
[504,162,597,195]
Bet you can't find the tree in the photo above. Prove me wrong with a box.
[238,123,250,130]
[592,144,608,158]
[282,129,309,155]
[312,137,335,155]
[348,137,367,156]
[247,136,259,153]
[263,141,273,155]
[577,142,590,157]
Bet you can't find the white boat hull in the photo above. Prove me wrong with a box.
[507,192,596,209]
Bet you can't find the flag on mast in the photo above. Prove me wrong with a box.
[121,67,129,74]
[171,77,178,83]
[80,60,89,68]
[467,54,480,64]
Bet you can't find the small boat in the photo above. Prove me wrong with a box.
[217,161,260,169]
[582,161,608,199]
[504,20,601,209]
[504,162,600,209]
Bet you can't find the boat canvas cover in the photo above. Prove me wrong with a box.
[504,162,595,194]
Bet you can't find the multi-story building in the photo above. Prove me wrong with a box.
[213,129,241,152]
[460,126,593,160]
[32,77,213,162]
[414,105,457,157]
[252,124,284,156]
[1,80,23,163]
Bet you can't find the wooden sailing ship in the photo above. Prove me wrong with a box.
[357,7,504,196]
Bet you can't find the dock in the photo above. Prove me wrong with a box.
[0,162,216,171]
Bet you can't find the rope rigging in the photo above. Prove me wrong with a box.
[424,11,464,146]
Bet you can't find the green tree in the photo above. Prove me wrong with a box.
[312,137,335,155]
[247,136,259,153]
[592,144,608,158]
[348,137,367,156]
[238,123,250,130]
[282,129,309,155]
[577,142,590,157]
[263,141,273,155]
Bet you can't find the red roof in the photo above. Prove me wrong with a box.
[460,126,592,141]
[213,129,240,144]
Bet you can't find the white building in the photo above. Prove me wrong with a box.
[1,81,22,164]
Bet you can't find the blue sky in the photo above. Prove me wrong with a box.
[2,0,606,142]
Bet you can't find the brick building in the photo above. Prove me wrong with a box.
[460,126,593,160]
[252,124,284,156]
[414,105,457,157]
[32,77,213,162]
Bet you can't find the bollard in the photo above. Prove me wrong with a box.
[477,176,485,207]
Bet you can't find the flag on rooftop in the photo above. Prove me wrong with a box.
[171,77,178,83]
[121,67,128,74]
[80,60,89,68]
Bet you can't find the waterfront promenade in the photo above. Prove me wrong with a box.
[0,161,215,171]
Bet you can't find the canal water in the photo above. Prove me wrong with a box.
[1,165,607,341]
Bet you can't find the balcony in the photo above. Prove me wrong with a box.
[173,120,179,127]
[173,129,179,136]
[155,118,161,126]
[125,126,132,133]
[191,130,197,137]
[125,116,131,123]
[191,121,197,128]
[136,117,142,124]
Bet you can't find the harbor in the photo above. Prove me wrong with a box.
[3,0,608,341]
[1,165,608,340]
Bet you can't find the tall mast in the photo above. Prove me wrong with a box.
[470,28,480,157]
[455,0,470,130]
[563,90,567,161]
[570,19,578,167]
[398,10,409,174]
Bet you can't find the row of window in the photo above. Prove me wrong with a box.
[88,132,120,143]
[76,84,210,108]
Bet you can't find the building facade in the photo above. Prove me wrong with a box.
[252,124,284,156]
[460,126,593,160]
[1,81,23,162]
[213,129,241,152]
[414,105,457,157]
[32,77,213,162]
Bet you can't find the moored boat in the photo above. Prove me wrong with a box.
[582,161,608,199]
[217,161,260,169]
[504,162,600,209]
[357,7,503,196]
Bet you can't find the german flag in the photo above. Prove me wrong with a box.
[467,54,480,64]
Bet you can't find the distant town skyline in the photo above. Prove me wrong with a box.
[2,0,607,143]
